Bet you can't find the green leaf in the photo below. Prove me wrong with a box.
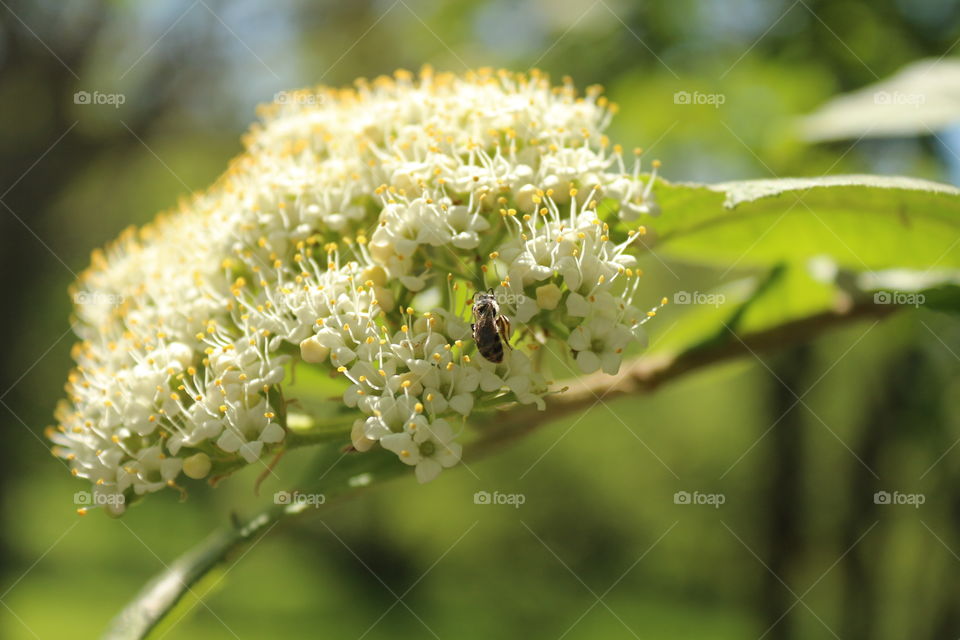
[836,266,960,315]
[652,263,839,358]
[797,58,960,142]
[919,285,960,314]
[645,175,960,270]
[730,263,838,334]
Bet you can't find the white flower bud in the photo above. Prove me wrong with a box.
[300,336,330,363]
[536,283,563,310]
[183,453,212,479]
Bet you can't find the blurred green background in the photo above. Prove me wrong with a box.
[2,0,960,638]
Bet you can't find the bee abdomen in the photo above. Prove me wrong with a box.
[481,342,504,363]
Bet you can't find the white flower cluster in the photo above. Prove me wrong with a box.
[50,68,663,513]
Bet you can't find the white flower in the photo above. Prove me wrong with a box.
[568,318,634,375]
[503,350,548,409]
[214,398,285,463]
[511,296,540,324]
[380,419,462,483]
[52,68,665,507]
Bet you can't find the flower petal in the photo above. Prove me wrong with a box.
[415,458,442,483]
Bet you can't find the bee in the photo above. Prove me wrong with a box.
[471,289,511,363]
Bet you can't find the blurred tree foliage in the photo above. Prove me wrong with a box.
[1,0,959,638]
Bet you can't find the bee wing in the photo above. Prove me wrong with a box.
[496,315,512,346]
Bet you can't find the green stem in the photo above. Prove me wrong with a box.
[103,445,404,640]
[102,504,286,640]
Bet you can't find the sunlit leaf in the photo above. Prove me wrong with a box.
[798,58,960,142]
[645,175,960,270]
